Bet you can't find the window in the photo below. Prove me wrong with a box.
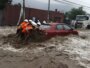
[40,24,51,30]
[63,25,71,30]
[76,16,89,21]
[56,24,63,30]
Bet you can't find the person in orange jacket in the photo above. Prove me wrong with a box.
[17,19,28,34]
[17,19,33,40]
[22,20,33,34]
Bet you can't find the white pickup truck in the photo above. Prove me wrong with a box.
[71,15,90,29]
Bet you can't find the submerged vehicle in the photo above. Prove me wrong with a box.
[71,15,90,29]
[40,23,78,39]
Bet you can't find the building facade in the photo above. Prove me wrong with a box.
[2,4,64,26]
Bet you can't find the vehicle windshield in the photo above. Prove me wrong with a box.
[63,25,71,30]
[76,16,89,21]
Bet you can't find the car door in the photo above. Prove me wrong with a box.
[56,24,67,36]
[63,24,72,35]
[43,24,57,38]
[46,25,57,37]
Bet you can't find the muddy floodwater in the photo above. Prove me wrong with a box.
[0,27,90,68]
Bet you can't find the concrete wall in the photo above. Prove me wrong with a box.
[3,4,64,26]
[0,10,4,25]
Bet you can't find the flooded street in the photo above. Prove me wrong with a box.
[0,27,90,68]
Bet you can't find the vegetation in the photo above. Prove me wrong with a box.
[65,7,86,20]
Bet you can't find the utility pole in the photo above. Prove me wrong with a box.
[47,0,50,22]
[23,0,25,20]
[17,0,25,25]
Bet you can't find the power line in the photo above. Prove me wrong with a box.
[63,0,90,8]
[54,0,73,5]
[54,0,90,9]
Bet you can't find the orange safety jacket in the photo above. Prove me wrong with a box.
[22,24,33,33]
[21,22,29,29]
[17,21,33,33]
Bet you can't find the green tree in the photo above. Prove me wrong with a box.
[65,7,86,20]
[0,0,8,9]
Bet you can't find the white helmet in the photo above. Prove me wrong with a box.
[37,20,41,26]
[43,20,47,24]
[24,19,28,22]
[29,19,37,26]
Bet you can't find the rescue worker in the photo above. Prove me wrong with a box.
[17,19,29,31]
[22,21,34,41]
[16,19,29,38]
[37,20,41,26]
[43,20,47,24]
[29,19,38,29]
[17,19,28,34]
[17,19,33,41]
[29,19,37,40]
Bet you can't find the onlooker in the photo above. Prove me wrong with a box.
[43,20,47,24]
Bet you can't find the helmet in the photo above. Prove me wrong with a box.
[29,19,37,26]
[43,20,47,24]
[37,20,41,26]
[29,19,32,22]
[24,19,28,22]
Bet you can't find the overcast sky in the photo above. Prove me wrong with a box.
[12,0,90,13]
